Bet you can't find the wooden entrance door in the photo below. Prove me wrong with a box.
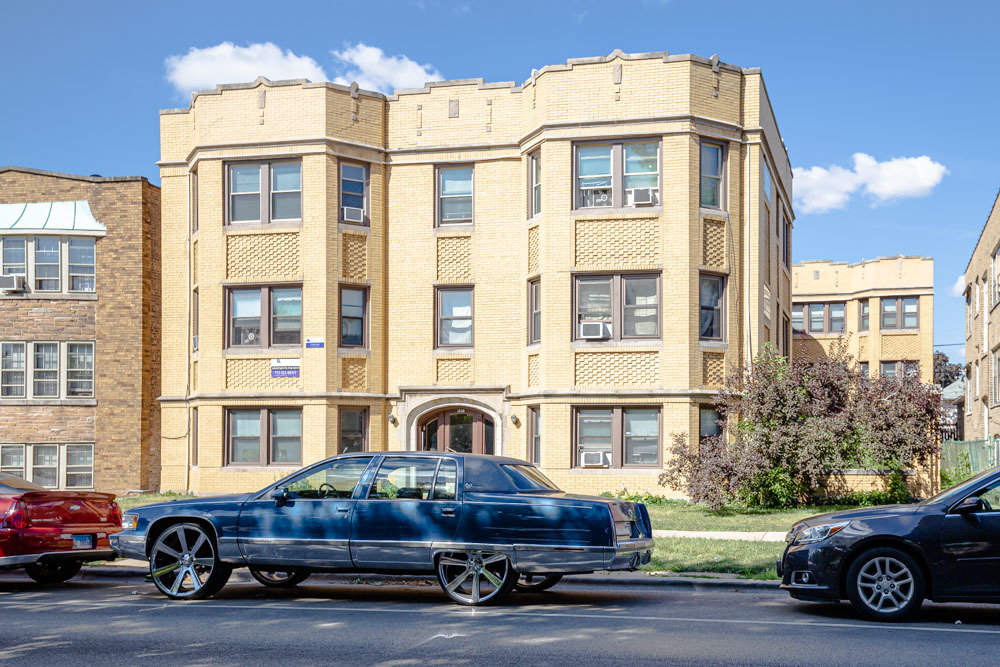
[420,408,494,455]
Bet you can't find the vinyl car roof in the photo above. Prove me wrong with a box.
[336,451,532,494]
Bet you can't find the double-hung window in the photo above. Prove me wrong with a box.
[796,303,846,334]
[574,274,660,341]
[881,361,919,380]
[34,237,60,291]
[699,406,721,447]
[529,152,541,217]
[227,286,302,348]
[436,287,473,347]
[881,296,919,330]
[575,141,659,209]
[228,408,302,466]
[528,279,541,344]
[340,287,367,348]
[227,161,302,224]
[574,406,660,468]
[437,166,473,225]
[1,343,25,397]
[68,237,96,292]
[699,275,725,341]
[32,342,58,398]
[792,304,804,333]
[700,142,724,208]
[2,442,93,489]
[67,342,94,397]
[782,218,791,266]
[2,238,26,276]
[859,300,870,332]
[339,408,368,453]
[528,407,541,464]
[340,163,367,224]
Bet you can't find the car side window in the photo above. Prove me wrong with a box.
[369,458,440,500]
[433,459,457,500]
[975,480,1000,512]
[284,457,372,500]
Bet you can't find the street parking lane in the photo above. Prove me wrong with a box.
[0,577,996,666]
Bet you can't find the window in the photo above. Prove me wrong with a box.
[32,343,58,398]
[700,142,724,208]
[782,219,791,267]
[994,352,1000,404]
[881,296,919,330]
[340,287,367,348]
[762,161,772,204]
[369,457,440,500]
[227,409,301,466]
[574,273,660,340]
[227,161,302,224]
[65,444,93,488]
[2,237,25,275]
[796,303,846,334]
[227,286,302,348]
[438,166,473,225]
[781,314,790,357]
[192,407,199,467]
[528,279,541,344]
[67,342,94,397]
[859,362,869,377]
[192,289,199,351]
[284,456,372,500]
[699,406,721,447]
[575,141,659,209]
[68,237,95,290]
[34,236,60,291]
[192,170,199,233]
[435,459,458,499]
[340,163,367,223]
[436,287,473,347]
[967,289,973,337]
[30,445,58,488]
[880,361,919,380]
[339,408,367,453]
[529,152,541,217]
[528,406,541,464]
[574,406,660,468]
[699,275,724,341]
[0,443,91,489]
[1,343,25,397]
[1,444,24,478]
[860,300,869,332]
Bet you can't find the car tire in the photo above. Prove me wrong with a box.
[248,567,310,587]
[515,574,563,593]
[24,559,82,584]
[436,550,517,606]
[846,547,925,621]
[149,522,232,600]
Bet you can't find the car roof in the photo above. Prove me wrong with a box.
[337,451,529,466]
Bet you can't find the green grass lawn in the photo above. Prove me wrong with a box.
[641,537,784,580]
[645,500,848,533]
[116,492,195,512]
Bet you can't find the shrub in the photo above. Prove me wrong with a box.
[600,488,674,506]
[940,451,973,490]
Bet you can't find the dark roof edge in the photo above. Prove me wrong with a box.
[0,165,151,184]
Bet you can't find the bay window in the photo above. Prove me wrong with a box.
[574,406,660,468]
[575,141,659,209]
[227,161,302,225]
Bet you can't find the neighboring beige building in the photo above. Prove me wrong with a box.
[792,256,934,383]
[158,50,794,496]
[964,191,1000,443]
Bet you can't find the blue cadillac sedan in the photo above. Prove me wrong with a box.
[112,452,654,605]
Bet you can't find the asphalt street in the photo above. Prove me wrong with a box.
[0,572,997,666]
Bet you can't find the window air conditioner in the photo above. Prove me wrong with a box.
[579,321,610,339]
[342,206,364,223]
[0,275,26,292]
[580,451,608,467]
[631,188,654,206]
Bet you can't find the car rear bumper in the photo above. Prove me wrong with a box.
[506,537,654,574]
[0,549,116,568]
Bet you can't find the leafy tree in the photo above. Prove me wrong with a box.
[660,341,941,509]
[933,351,962,387]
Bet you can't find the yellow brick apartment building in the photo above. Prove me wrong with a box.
[158,50,793,495]
[792,256,934,382]
[964,191,1000,442]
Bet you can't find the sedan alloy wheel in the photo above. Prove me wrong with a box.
[846,547,925,621]
[436,550,517,605]
[150,522,231,600]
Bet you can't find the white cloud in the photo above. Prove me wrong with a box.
[792,153,948,215]
[165,42,327,97]
[950,274,966,297]
[331,43,442,94]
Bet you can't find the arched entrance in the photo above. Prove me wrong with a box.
[419,407,494,455]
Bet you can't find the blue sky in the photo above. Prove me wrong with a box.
[2,0,995,361]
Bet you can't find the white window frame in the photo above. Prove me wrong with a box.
[1,237,26,276]
[573,140,661,211]
[33,236,61,291]
[0,443,94,490]
[339,161,368,225]
[68,236,97,293]
[1,341,26,398]
[66,342,95,399]
[31,341,59,398]
[0,341,95,401]
[0,235,100,296]
[436,165,475,226]
[226,161,303,226]
[529,151,541,218]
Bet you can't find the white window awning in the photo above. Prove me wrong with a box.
[0,201,107,236]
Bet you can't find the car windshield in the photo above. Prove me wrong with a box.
[920,468,999,505]
[0,472,46,493]
[502,464,560,492]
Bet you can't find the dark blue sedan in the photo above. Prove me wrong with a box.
[112,452,654,605]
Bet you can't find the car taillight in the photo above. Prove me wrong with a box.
[1,501,28,530]
[109,501,123,527]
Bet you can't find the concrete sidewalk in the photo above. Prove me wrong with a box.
[652,529,787,542]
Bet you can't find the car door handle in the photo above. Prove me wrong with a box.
[336,507,350,513]
[441,507,456,516]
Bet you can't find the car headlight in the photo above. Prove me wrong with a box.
[122,514,138,531]
[794,521,850,545]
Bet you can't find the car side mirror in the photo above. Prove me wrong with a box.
[271,487,290,506]
[953,496,984,515]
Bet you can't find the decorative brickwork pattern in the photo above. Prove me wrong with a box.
[342,233,367,282]
[858,336,868,359]
[192,240,199,284]
[341,358,366,390]
[702,352,725,388]
[574,218,659,267]
[703,219,726,268]
[437,358,472,385]
[227,232,300,282]
[226,358,302,391]
[574,352,657,386]
[437,236,472,282]
[528,226,539,275]
[528,354,539,387]
[881,334,920,360]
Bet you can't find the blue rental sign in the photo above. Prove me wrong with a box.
[270,358,300,378]
[305,337,324,348]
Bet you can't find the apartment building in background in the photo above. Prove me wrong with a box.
[792,256,934,383]
[158,50,793,495]
[964,191,1000,442]
[0,166,161,492]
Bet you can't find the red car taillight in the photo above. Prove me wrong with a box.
[109,501,123,527]
[1,501,28,530]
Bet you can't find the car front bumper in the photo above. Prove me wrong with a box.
[0,549,116,568]
[778,539,851,602]
[109,532,147,561]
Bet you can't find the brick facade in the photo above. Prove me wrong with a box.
[964,191,1000,443]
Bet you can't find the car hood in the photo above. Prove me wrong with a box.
[798,503,924,527]
[130,493,252,514]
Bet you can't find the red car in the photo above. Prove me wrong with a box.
[0,472,121,583]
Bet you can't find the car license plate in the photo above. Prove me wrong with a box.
[72,535,93,550]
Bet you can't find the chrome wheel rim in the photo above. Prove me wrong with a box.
[438,551,510,604]
[150,524,216,599]
[857,556,914,613]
